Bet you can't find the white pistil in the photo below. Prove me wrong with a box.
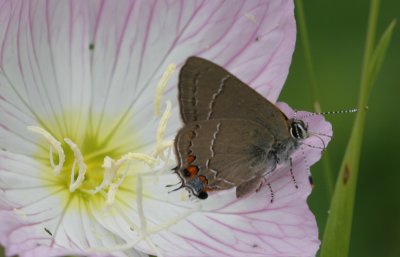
[136,176,147,234]
[101,152,158,204]
[64,138,87,192]
[87,156,117,194]
[105,156,133,204]
[28,126,65,175]
[106,183,120,205]
[155,63,176,117]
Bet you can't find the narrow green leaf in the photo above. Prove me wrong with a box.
[319,109,366,257]
[320,1,396,257]
[367,20,396,90]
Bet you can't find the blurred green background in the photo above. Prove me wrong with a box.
[1,0,399,257]
[281,0,400,257]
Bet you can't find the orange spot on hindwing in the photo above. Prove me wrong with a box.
[198,175,208,188]
[186,155,196,164]
[183,165,199,177]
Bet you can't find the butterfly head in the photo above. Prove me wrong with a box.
[289,119,309,141]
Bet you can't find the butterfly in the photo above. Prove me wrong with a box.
[173,57,308,199]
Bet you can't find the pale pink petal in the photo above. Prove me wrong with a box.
[69,0,295,146]
[0,210,74,257]
[110,104,329,257]
[0,0,93,154]
[0,0,295,164]
[0,1,324,257]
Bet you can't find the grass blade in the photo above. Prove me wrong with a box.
[320,1,395,256]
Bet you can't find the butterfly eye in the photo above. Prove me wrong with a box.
[290,120,308,140]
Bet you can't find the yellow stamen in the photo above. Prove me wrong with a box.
[154,100,173,160]
[155,64,176,117]
[86,156,117,194]
[118,152,158,167]
[27,126,65,175]
[64,138,87,192]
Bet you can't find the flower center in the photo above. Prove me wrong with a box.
[27,64,177,206]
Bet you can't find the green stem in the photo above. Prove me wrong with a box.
[320,1,391,256]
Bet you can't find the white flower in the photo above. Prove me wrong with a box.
[0,1,330,257]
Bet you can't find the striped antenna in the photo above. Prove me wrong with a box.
[315,108,359,116]
[298,107,363,120]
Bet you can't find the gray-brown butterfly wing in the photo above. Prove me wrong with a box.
[175,119,278,196]
[178,56,290,140]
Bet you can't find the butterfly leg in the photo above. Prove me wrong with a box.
[235,176,263,198]
[256,177,266,193]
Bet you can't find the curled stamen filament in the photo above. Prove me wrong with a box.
[155,64,176,117]
[154,100,172,160]
[64,138,87,192]
[28,126,65,175]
